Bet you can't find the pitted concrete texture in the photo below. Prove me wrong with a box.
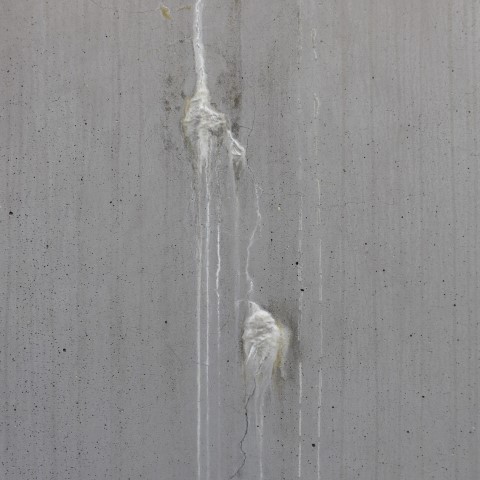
[1,1,479,479]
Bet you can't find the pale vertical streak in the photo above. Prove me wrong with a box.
[296,3,305,476]
[298,361,303,478]
[319,239,323,302]
[233,179,241,359]
[193,0,207,93]
[471,1,479,478]
[311,28,318,60]
[313,94,320,119]
[195,191,203,480]
[317,371,322,480]
[186,1,246,479]
[192,2,207,478]
[447,2,459,476]
[192,1,205,476]
[317,179,323,303]
[297,189,304,478]
[216,222,221,480]
[246,182,262,298]
[205,161,211,480]
[258,401,264,480]
[312,0,322,472]
[299,361,303,417]
[316,177,323,479]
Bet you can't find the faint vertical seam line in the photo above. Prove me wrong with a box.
[447,2,459,477]
[471,1,479,477]
[367,1,379,478]
[296,2,304,477]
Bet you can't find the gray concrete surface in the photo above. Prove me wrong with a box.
[1,0,480,479]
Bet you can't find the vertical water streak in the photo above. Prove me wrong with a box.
[183,2,247,479]
[297,179,304,478]
[205,159,211,480]
[317,370,322,480]
[245,182,262,299]
[316,177,323,479]
[298,361,303,478]
[296,6,305,469]
[258,398,264,480]
[215,222,221,480]
[195,183,203,480]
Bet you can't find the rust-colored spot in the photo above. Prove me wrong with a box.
[160,5,171,19]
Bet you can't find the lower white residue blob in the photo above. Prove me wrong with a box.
[242,302,290,397]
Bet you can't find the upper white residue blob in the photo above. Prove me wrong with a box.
[182,0,245,173]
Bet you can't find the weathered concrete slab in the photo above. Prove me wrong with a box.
[1,1,479,479]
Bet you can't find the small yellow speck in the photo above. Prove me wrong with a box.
[160,5,171,19]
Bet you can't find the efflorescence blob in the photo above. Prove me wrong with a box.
[242,302,290,397]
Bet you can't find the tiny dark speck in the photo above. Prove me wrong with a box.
[63,348,66,352]
[312,443,316,447]
[165,320,168,324]
[9,211,13,215]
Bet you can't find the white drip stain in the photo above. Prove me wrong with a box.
[297,175,304,342]
[295,13,305,471]
[317,179,323,303]
[316,178,323,479]
[183,3,295,479]
[314,93,320,119]
[318,238,323,302]
[216,225,221,355]
[297,159,304,478]
[205,160,211,480]
[298,361,303,478]
[232,169,265,480]
[195,219,203,480]
[258,401,264,480]
[245,182,262,298]
[183,1,247,479]
[317,370,322,480]
[216,223,221,480]
[311,28,318,60]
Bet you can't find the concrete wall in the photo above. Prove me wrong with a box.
[1,0,479,479]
